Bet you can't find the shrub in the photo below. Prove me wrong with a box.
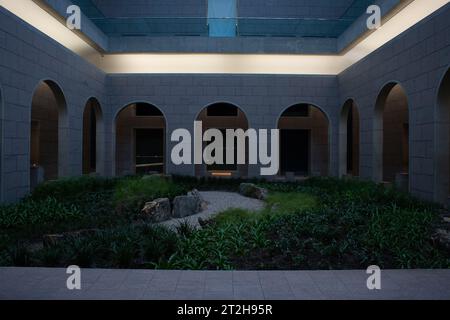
[169,214,266,270]
[32,224,180,269]
[1,176,448,270]
[141,224,179,264]
[213,208,260,225]
[31,176,117,201]
[363,205,446,268]
[0,197,82,230]
[171,175,266,192]
[265,192,317,214]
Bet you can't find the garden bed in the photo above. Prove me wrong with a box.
[0,175,449,270]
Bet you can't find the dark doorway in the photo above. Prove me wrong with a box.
[30,80,68,188]
[206,128,238,172]
[135,129,164,174]
[280,129,309,174]
[346,106,354,173]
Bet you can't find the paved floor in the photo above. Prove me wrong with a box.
[159,191,264,229]
[1,268,449,300]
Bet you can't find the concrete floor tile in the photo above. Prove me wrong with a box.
[1,268,449,300]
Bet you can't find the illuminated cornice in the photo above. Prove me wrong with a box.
[0,0,448,75]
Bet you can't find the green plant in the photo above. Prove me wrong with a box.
[8,242,32,267]
[0,197,83,230]
[31,176,117,201]
[114,176,188,215]
[265,192,317,214]
[213,208,260,225]
[175,221,196,238]
[1,176,449,271]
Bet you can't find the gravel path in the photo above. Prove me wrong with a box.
[158,191,264,229]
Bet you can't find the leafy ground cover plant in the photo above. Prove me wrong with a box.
[0,176,448,270]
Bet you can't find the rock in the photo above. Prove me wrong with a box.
[188,189,208,211]
[173,195,201,218]
[198,217,215,228]
[433,229,450,249]
[239,183,268,200]
[43,234,64,247]
[141,198,171,222]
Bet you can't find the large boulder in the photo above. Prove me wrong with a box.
[141,198,171,222]
[433,228,450,249]
[188,189,208,211]
[239,183,268,200]
[173,195,201,218]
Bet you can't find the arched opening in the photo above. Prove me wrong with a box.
[195,102,249,178]
[82,97,104,175]
[436,68,450,206]
[277,103,329,177]
[374,83,409,190]
[30,80,68,190]
[339,99,360,177]
[115,102,166,176]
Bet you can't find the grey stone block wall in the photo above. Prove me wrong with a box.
[105,74,340,178]
[338,4,450,201]
[0,8,107,203]
[0,4,449,204]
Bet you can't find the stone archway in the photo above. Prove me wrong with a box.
[277,103,330,177]
[115,102,166,176]
[373,82,409,190]
[195,102,249,178]
[339,99,360,177]
[82,97,104,175]
[436,68,450,206]
[30,80,68,189]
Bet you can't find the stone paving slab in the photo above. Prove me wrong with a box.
[0,267,449,300]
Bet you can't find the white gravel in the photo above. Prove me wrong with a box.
[158,191,264,229]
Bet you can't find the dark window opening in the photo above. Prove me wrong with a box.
[135,129,164,174]
[207,103,238,117]
[207,129,238,171]
[346,106,353,173]
[89,106,97,171]
[135,103,163,116]
[282,104,310,117]
[280,129,309,175]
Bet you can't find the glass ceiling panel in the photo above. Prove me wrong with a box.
[71,0,375,38]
